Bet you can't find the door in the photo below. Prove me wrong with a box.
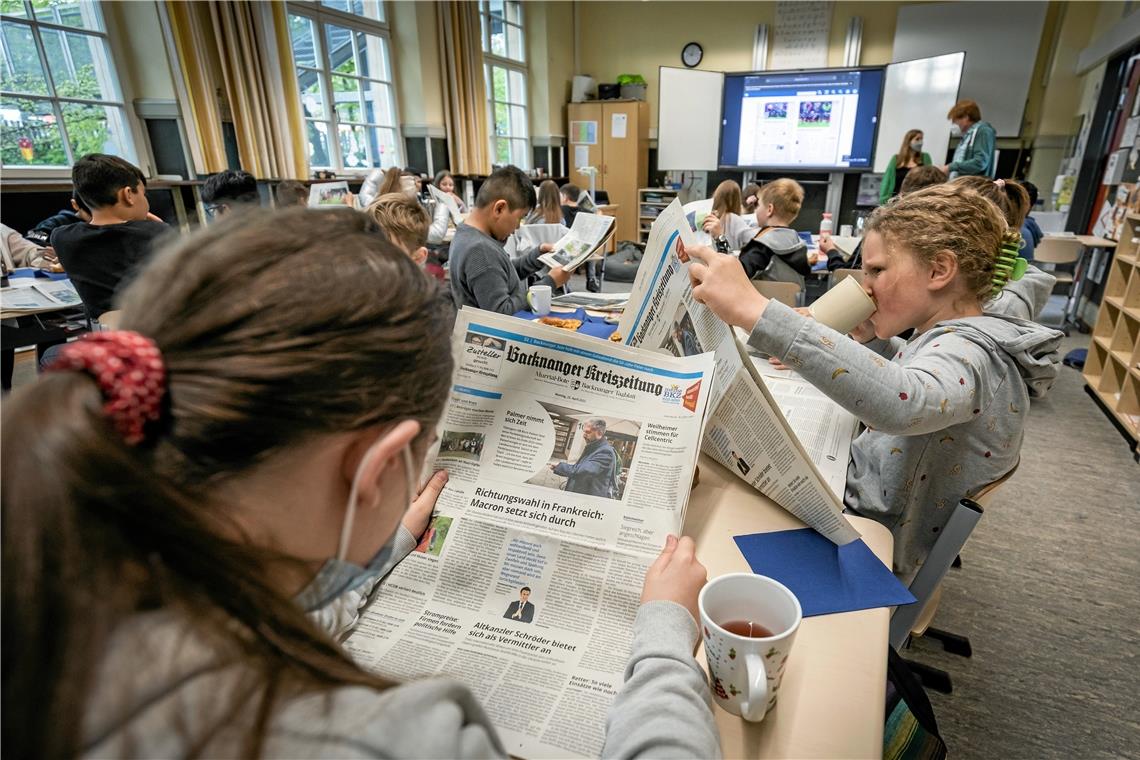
[568,103,603,192]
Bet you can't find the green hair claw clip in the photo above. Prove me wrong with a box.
[991,235,1028,296]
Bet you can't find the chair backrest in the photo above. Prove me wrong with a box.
[829,268,864,289]
[751,279,801,307]
[1032,237,1083,264]
[97,310,122,331]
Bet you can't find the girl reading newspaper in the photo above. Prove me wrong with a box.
[2,208,719,758]
[681,185,1061,582]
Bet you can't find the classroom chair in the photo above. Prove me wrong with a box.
[1032,237,1083,333]
[751,279,802,308]
[96,310,122,331]
[828,268,864,289]
[891,461,1019,693]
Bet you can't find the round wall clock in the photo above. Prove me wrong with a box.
[682,42,703,68]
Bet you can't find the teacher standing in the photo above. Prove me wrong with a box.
[879,129,932,204]
[940,99,997,179]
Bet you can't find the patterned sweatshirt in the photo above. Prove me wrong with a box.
[748,300,1062,581]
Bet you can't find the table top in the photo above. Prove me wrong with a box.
[685,454,891,759]
[1073,235,1117,248]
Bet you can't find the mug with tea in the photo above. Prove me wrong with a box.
[698,573,803,722]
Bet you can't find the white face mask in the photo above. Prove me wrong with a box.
[294,442,417,615]
[910,140,924,152]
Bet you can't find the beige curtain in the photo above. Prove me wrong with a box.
[436,1,491,176]
[166,1,308,178]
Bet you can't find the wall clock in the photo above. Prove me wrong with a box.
[682,42,703,68]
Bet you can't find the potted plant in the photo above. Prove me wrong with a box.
[617,74,647,101]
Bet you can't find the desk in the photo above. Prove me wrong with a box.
[685,455,891,759]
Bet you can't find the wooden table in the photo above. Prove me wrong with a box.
[594,204,620,255]
[684,454,892,759]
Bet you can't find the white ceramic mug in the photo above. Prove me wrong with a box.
[529,285,552,316]
[699,573,803,722]
[809,275,876,335]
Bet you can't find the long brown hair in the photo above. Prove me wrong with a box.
[896,129,924,167]
[533,179,562,224]
[375,166,405,195]
[951,175,1031,229]
[712,180,743,218]
[1,208,454,758]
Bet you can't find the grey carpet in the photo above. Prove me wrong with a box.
[909,334,1140,759]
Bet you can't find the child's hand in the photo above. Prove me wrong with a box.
[641,534,706,625]
[402,469,448,540]
[702,212,723,238]
[679,241,767,330]
[539,242,555,253]
[548,266,571,286]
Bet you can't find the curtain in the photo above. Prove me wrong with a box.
[166,1,308,178]
[436,1,491,176]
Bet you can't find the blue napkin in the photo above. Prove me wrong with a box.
[512,308,618,340]
[733,528,916,617]
[8,268,69,281]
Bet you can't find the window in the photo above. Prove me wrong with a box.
[479,0,528,169]
[288,1,400,173]
[0,0,137,169]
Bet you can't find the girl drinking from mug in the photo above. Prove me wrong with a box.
[682,185,1061,581]
[2,208,718,758]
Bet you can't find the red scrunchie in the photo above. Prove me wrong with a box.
[47,331,166,445]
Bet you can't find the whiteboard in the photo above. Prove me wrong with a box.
[873,52,966,173]
[892,2,1047,137]
[657,66,724,171]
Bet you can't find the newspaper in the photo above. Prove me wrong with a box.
[682,198,714,248]
[427,182,464,224]
[616,199,860,545]
[538,212,615,272]
[308,181,349,207]
[551,291,630,312]
[346,307,715,759]
[1,279,81,311]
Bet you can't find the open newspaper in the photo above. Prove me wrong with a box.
[616,199,860,545]
[537,212,615,272]
[427,182,464,224]
[682,198,714,248]
[1,278,82,312]
[345,308,714,759]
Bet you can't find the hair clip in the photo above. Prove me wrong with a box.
[991,234,1027,296]
[993,179,1006,188]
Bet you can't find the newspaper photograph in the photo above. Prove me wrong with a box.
[538,212,615,272]
[308,180,349,207]
[616,199,860,545]
[682,198,714,248]
[345,307,715,759]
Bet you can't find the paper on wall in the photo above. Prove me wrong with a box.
[574,145,590,170]
[611,112,627,139]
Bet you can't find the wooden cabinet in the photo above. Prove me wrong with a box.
[568,100,648,244]
[1084,212,1140,453]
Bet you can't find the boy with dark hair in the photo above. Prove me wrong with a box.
[49,154,168,319]
[275,180,309,208]
[558,183,602,291]
[1019,180,1043,261]
[202,170,259,217]
[449,166,570,314]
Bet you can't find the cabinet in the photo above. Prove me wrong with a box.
[638,187,680,244]
[1083,212,1140,450]
[568,100,649,244]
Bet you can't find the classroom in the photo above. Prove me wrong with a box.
[2,1,1138,758]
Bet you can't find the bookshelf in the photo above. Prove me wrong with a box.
[1083,213,1140,451]
[638,187,680,245]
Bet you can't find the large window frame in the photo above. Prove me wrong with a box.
[0,0,138,173]
[479,0,529,170]
[287,0,401,174]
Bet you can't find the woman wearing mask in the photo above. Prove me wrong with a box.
[879,129,932,204]
[2,208,719,759]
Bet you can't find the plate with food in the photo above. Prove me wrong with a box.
[538,316,583,331]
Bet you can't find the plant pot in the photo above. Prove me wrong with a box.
[620,84,647,101]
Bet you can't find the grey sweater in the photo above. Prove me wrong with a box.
[749,300,1062,581]
[986,264,1056,321]
[449,223,553,314]
[82,585,718,758]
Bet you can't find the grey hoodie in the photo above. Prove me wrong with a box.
[986,264,1056,321]
[749,300,1062,582]
[738,227,809,288]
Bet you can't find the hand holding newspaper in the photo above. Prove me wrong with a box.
[537,212,615,272]
[345,307,715,759]
[617,199,860,546]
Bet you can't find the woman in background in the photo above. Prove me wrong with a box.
[525,180,563,225]
[879,129,932,204]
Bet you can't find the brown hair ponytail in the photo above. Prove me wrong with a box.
[2,207,455,758]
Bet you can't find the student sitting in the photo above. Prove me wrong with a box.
[742,182,762,215]
[1,207,719,758]
[681,184,1062,582]
[433,170,468,214]
[1018,180,1044,261]
[711,179,743,218]
[559,182,581,227]
[365,167,449,247]
[705,178,810,286]
[2,223,57,271]
[450,166,570,313]
[275,180,309,207]
[561,183,602,291]
[49,154,168,320]
[25,194,92,247]
[202,170,260,218]
[525,179,563,224]
[363,191,434,273]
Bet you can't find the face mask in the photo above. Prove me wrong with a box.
[295,444,417,614]
[910,140,923,152]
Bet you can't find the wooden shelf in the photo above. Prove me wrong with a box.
[1106,295,1125,309]
[1094,335,1112,350]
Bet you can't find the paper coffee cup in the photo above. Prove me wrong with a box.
[699,573,802,723]
[529,285,552,316]
[809,276,876,335]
